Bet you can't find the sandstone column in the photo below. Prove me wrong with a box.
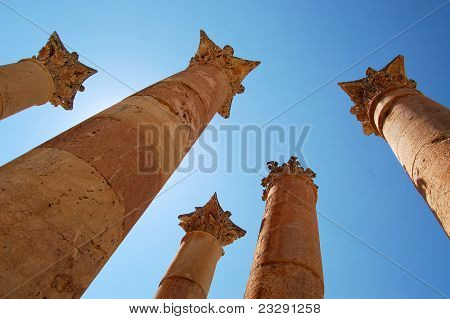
[245,157,324,299]
[155,193,246,299]
[0,30,259,298]
[0,32,96,120]
[339,55,449,237]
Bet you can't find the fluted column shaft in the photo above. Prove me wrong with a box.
[339,56,449,236]
[245,158,324,299]
[155,231,224,299]
[0,31,258,298]
[0,32,96,121]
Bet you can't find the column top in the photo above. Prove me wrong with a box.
[30,32,97,110]
[178,193,246,246]
[262,156,317,201]
[188,30,260,118]
[338,55,417,136]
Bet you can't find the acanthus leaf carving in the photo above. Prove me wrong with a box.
[178,192,246,246]
[261,156,317,201]
[338,55,417,136]
[32,32,97,110]
[189,30,260,118]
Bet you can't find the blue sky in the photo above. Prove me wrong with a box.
[0,0,449,298]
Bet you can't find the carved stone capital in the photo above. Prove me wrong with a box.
[178,193,246,246]
[31,32,97,110]
[188,30,260,118]
[338,55,417,136]
[262,156,317,201]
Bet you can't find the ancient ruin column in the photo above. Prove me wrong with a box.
[0,30,258,299]
[0,32,96,120]
[155,193,246,299]
[339,56,449,237]
[245,157,324,299]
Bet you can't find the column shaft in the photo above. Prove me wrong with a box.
[339,56,449,236]
[0,60,53,119]
[43,63,230,226]
[155,232,223,299]
[374,88,449,233]
[245,158,324,299]
[0,31,258,298]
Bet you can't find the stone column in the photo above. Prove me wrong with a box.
[0,30,259,298]
[155,193,246,299]
[339,55,449,237]
[244,157,324,299]
[0,32,96,120]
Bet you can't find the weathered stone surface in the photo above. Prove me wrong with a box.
[412,138,450,232]
[254,202,322,272]
[245,157,324,299]
[380,92,450,236]
[339,56,450,237]
[42,108,170,220]
[154,277,206,299]
[155,194,246,299]
[0,32,96,121]
[0,148,124,298]
[245,263,324,299]
[135,79,207,134]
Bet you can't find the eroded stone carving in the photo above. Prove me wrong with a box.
[262,156,317,201]
[338,55,417,136]
[31,32,97,110]
[189,30,260,118]
[178,192,246,246]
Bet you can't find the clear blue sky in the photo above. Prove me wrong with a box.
[0,0,449,298]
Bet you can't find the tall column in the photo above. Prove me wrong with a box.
[155,193,246,299]
[0,32,96,120]
[0,31,259,298]
[245,157,324,299]
[339,55,449,237]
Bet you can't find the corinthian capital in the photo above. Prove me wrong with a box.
[189,30,260,118]
[338,55,417,136]
[262,156,317,201]
[178,193,246,246]
[32,32,97,110]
